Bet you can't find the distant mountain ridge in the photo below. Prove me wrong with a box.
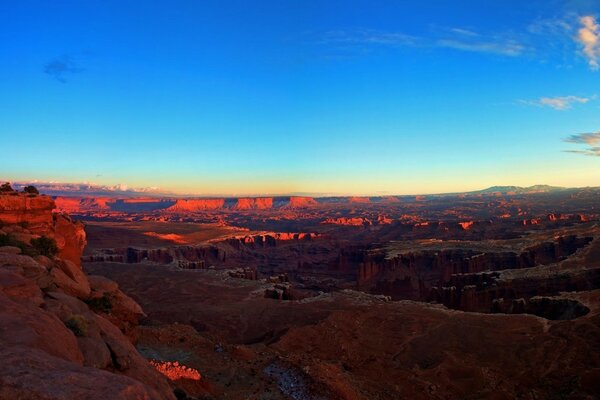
[2,180,581,199]
[471,185,566,194]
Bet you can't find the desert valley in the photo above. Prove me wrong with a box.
[3,1,600,398]
[1,184,599,399]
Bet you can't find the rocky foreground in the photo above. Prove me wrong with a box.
[0,192,177,399]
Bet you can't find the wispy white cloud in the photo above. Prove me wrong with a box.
[520,95,595,110]
[564,131,600,156]
[528,16,573,35]
[318,27,525,57]
[577,16,600,70]
[565,131,600,144]
[436,38,524,56]
[319,30,419,46]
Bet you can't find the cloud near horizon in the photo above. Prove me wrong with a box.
[577,16,600,70]
[564,131,600,156]
[521,95,594,110]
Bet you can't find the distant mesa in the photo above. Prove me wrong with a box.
[349,196,371,204]
[234,197,273,210]
[287,196,318,208]
[167,198,226,212]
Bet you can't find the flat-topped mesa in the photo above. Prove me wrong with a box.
[167,196,318,212]
[167,198,225,212]
[287,196,318,208]
[234,197,274,210]
[349,196,371,204]
[55,196,111,213]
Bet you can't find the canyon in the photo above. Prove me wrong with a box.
[1,186,600,399]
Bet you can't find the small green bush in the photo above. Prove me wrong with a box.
[0,234,29,253]
[30,236,58,258]
[0,182,14,192]
[23,185,39,195]
[86,293,113,314]
[65,315,88,337]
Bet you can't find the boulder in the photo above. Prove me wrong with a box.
[0,346,172,400]
[50,267,91,299]
[94,315,175,398]
[0,270,43,306]
[0,253,50,287]
[0,246,21,254]
[88,274,119,292]
[0,291,84,364]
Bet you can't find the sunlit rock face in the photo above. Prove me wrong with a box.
[167,198,226,211]
[0,193,55,226]
[0,192,176,400]
[234,197,274,210]
[150,360,201,381]
[287,196,318,208]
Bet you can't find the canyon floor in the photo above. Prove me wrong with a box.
[78,188,600,399]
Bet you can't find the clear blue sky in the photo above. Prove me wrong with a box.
[1,0,599,195]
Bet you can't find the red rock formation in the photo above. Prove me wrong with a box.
[0,192,175,399]
[322,217,371,226]
[167,198,225,212]
[150,360,201,381]
[288,196,318,208]
[459,221,475,230]
[349,196,370,204]
[234,197,273,210]
[55,197,111,213]
[53,213,87,266]
[377,215,393,224]
[0,193,55,226]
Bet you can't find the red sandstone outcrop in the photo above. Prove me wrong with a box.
[167,198,225,212]
[459,221,475,230]
[150,360,201,381]
[54,213,87,266]
[234,197,273,210]
[0,193,176,399]
[0,193,54,226]
[287,196,318,208]
[349,196,370,204]
[322,217,371,226]
[55,196,111,213]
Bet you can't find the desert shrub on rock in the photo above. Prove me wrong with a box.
[86,292,113,314]
[0,233,30,254]
[0,182,14,192]
[65,314,89,337]
[30,236,58,257]
[23,185,39,194]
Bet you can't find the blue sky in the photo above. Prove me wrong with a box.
[1,0,600,196]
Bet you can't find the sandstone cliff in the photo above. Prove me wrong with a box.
[0,192,175,400]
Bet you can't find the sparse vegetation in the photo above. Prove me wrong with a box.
[0,182,14,192]
[86,293,113,314]
[65,315,88,337]
[30,236,58,258]
[23,185,39,195]
[0,233,30,254]
[0,233,52,257]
